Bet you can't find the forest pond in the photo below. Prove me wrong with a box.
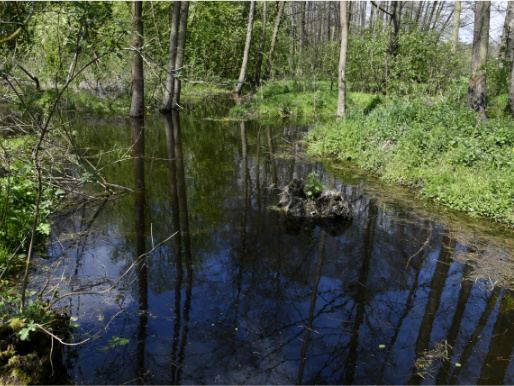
[31,98,514,384]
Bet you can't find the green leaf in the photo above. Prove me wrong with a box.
[36,223,51,236]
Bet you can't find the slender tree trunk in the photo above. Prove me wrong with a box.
[172,2,189,109]
[500,2,514,64]
[235,1,255,96]
[298,1,305,76]
[451,1,461,53]
[319,2,325,43]
[160,1,181,113]
[130,1,144,117]
[324,1,331,43]
[467,1,490,121]
[414,1,424,28]
[431,1,445,32]
[264,1,285,81]
[388,1,400,57]
[369,1,376,32]
[508,54,514,116]
[435,8,454,45]
[336,1,348,118]
[361,0,367,35]
[254,2,267,85]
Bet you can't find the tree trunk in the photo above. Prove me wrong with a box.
[264,1,285,81]
[254,2,267,85]
[130,1,144,117]
[500,2,514,64]
[509,49,514,116]
[235,1,255,96]
[160,1,181,113]
[336,1,348,118]
[414,1,424,28]
[369,1,376,32]
[298,1,305,76]
[451,1,461,53]
[388,1,400,57]
[324,1,331,43]
[172,1,189,109]
[506,3,514,115]
[467,1,490,121]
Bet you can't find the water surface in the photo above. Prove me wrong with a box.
[34,99,514,384]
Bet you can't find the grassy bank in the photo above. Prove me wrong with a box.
[2,80,232,117]
[230,79,379,118]
[307,88,514,225]
[232,79,514,225]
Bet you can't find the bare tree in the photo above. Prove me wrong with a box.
[467,1,490,121]
[336,1,348,118]
[160,1,181,113]
[130,1,144,117]
[172,1,189,109]
[235,1,256,96]
[298,1,305,76]
[451,1,461,53]
[264,1,285,81]
[500,2,514,64]
[254,2,267,86]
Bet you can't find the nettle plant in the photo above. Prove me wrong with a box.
[305,172,325,199]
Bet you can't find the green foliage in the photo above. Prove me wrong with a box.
[0,138,61,278]
[305,172,325,198]
[306,88,514,224]
[347,29,466,96]
[487,57,511,97]
[96,335,130,353]
[0,290,53,341]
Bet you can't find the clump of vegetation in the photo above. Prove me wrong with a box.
[0,138,63,280]
[305,172,325,198]
[0,289,72,384]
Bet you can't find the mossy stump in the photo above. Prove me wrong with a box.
[276,178,353,236]
[0,312,70,385]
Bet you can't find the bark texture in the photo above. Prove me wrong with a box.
[172,2,189,110]
[130,1,144,117]
[451,1,461,53]
[264,1,285,81]
[160,1,181,113]
[235,1,255,96]
[467,1,490,121]
[254,2,267,86]
[336,1,348,118]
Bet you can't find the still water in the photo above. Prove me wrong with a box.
[34,99,514,384]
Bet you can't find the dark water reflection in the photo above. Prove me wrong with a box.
[35,100,514,384]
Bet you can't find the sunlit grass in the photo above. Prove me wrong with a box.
[306,95,514,225]
[229,79,381,118]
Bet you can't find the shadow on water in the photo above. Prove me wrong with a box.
[32,98,514,384]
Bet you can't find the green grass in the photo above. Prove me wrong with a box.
[229,79,380,118]
[306,90,514,225]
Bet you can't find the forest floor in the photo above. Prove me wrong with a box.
[230,79,514,227]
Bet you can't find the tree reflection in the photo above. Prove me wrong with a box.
[131,117,148,385]
[409,232,454,384]
[478,290,514,384]
[164,111,193,384]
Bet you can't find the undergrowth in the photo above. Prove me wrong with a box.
[0,136,63,281]
[306,78,514,225]
[230,79,380,118]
